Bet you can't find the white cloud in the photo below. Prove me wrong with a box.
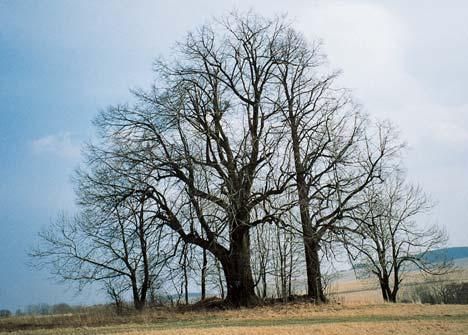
[31,132,81,160]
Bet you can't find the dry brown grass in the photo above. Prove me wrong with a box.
[330,268,468,304]
[3,270,468,334]
[1,302,467,335]
[119,320,468,335]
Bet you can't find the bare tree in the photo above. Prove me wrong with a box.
[90,13,297,306]
[341,171,450,302]
[271,26,404,301]
[251,207,305,301]
[31,12,409,308]
[272,225,295,301]
[251,223,273,299]
[105,279,126,314]
[31,181,174,310]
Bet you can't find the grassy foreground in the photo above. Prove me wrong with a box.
[1,303,467,335]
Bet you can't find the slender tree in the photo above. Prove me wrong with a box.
[272,27,403,301]
[341,171,450,302]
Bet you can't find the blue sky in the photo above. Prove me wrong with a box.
[1,0,467,311]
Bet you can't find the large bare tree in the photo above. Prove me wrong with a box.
[91,13,295,306]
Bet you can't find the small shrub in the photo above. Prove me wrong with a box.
[401,281,468,304]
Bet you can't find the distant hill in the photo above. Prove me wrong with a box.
[423,247,468,263]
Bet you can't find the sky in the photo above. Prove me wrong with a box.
[1,0,467,311]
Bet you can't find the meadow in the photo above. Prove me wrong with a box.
[1,302,467,335]
[3,267,467,335]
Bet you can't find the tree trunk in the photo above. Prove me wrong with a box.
[390,266,399,303]
[183,249,189,304]
[137,204,150,310]
[132,287,146,311]
[389,283,398,303]
[379,278,389,302]
[201,248,207,300]
[289,118,326,303]
[303,237,326,302]
[134,297,145,311]
[222,228,258,307]
[216,260,225,299]
[131,276,146,311]
[288,242,293,297]
[261,270,267,299]
[379,276,397,303]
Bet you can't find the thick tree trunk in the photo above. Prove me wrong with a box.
[222,228,258,307]
[134,297,145,311]
[389,283,398,303]
[303,237,326,302]
[132,287,146,311]
[297,188,326,301]
[379,279,389,302]
[166,199,258,306]
[390,268,400,303]
[131,276,146,311]
[379,276,397,303]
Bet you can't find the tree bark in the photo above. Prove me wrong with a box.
[216,260,225,299]
[222,228,258,307]
[261,270,267,299]
[379,278,389,302]
[129,278,148,310]
[131,278,146,311]
[134,297,145,311]
[389,282,398,303]
[201,248,207,301]
[183,247,189,304]
[289,116,326,302]
[303,237,326,302]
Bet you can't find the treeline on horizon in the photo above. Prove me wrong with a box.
[1,303,77,317]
